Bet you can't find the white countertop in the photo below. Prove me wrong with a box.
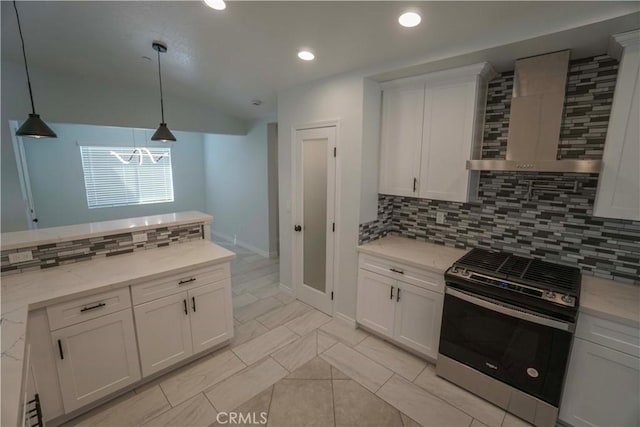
[357,235,469,274]
[1,239,234,427]
[1,211,213,251]
[358,235,639,327]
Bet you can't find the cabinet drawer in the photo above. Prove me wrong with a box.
[359,254,444,293]
[575,313,640,357]
[47,287,131,331]
[131,263,230,305]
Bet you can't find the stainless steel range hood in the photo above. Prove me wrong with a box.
[467,50,602,173]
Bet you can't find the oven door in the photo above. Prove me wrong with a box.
[439,287,573,406]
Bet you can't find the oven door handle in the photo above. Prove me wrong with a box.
[446,287,574,332]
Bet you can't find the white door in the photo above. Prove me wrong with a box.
[356,270,397,338]
[560,338,640,426]
[394,282,443,359]
[379,83,425,197]
[293,126,337,315]
[51,309,141,413]
[189,282,232,353]
[134,292,193,377]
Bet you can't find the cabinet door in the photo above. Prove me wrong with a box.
[188,281,232,353]
[379,83,424,197]
[51,309,141,413]
[594,40,640,220]
[134,292,193,377]
[394,282,443,359]
[560,337,639,426]
[420,79,477,202]
[356,269,397,338]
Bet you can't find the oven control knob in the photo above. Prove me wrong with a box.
[561,295,574,304]
[544,291,556,299]
[461,269,469,276]
[451,267,459,274]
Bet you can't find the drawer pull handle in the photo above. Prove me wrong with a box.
[57,339,64,360]
[192,296,196,312]
[80,302,106,313]
[179,277,196,285]
[389,268,404,274]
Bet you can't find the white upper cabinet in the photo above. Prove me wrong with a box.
[594,30,640,221]
[379,63,494,201]
[379,82,425,197]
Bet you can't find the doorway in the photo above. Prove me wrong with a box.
[293,125,338,315]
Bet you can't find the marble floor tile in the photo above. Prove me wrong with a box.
[159,349,246,406]
[320,342,393,393]
[274,292,296,305]
[232,293,259,310]
[267,379,334,427]
[286,356,332,380]
[232,325,299,365]
[333,379,403,427]
[471,419,489,427]
[284,309,332,336]
[233,263,279,284]
[400,413,422,427]
[256,301,313,329]
[71,386,169,427]
[233,297,282,323]
[354,335,426,381]
[205,358,288,413]
[376,375,472,427]
[248,283,282,300]
[331,366,350,380]
[231,319,269,348]
[210,387,273,427]
[413,365,505,427]
[319,319,369,346]
[142,393,217,427]
[272,331,317,372]
[233,272,280,294]
[502,414,533,427]
[317,330,338,353]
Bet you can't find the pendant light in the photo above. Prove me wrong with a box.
[13,0,56,139]
[150,41,176,142]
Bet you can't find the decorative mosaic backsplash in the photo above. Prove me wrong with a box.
[360,54,640,284]
[1,223,205,275]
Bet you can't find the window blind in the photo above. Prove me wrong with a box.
[80,146,174,209]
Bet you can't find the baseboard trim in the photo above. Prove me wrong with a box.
[212,230,271,258]
[334,312,356,327]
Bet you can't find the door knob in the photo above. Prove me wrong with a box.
[294,225,302,232]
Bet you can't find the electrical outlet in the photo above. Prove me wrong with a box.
[8,250,33,264]
[132,232,148,243]
[436,212,446,225]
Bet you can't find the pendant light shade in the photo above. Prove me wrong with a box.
[13,1,56,139]
[151,41,176,142]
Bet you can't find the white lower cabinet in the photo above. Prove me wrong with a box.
[51,309,141,413]
[134,280,233,377]
[560,311,640,427]
[356,255,445,359]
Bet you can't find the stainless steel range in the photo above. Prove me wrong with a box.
[436,248,581,427]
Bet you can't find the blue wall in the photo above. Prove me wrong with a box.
[21,123,206,228]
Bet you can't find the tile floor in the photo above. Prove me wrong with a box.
[62,242,534,427]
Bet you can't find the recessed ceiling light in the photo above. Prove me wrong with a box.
[297,50,315,61]
[202,0,226,11]
[398,12,421,28]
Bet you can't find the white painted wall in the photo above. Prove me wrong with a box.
[1,60,248,232]
[19,123,205,228]
[204,119,274,257]
[278,73,373,320]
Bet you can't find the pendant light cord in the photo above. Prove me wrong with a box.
[157,49,165,123]
[13,0,36,115]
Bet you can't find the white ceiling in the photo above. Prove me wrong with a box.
[2,1,639,121]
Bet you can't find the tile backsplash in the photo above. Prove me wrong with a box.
[1,222,205,275]
[360,54,640,284]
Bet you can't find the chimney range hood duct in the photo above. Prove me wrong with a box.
[467,50,602,173]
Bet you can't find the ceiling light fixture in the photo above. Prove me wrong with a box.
[202,0,226,10]
[150,41,176,142]
[297,50,315,61]
[398,12,422,28]
[12,0,56,139]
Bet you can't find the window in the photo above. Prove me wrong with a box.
[80,146,174,209]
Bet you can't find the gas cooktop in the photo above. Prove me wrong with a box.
[446,248,581,311]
